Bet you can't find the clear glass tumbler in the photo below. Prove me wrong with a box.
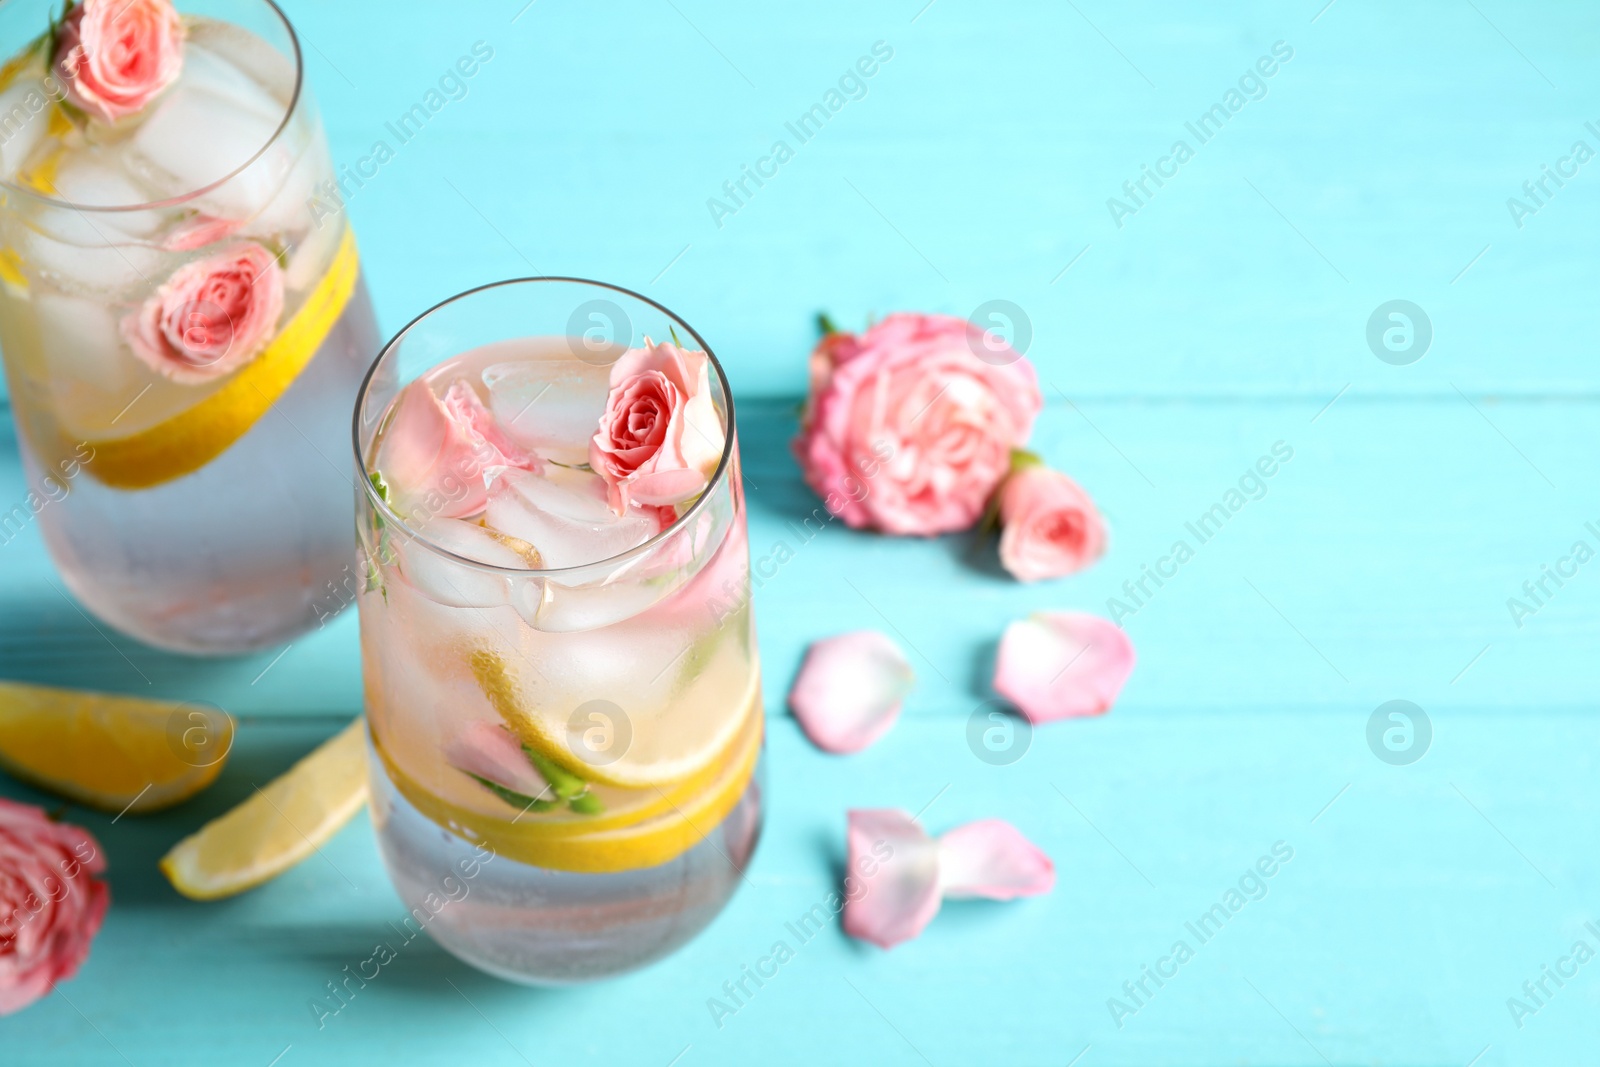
[0,0,379,653]
[354,279,762,984]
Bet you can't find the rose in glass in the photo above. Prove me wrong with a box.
[121,243,285,383]
[590,340,724,513]
[54,0,184,123]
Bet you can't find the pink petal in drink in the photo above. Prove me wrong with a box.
[377,378,541,520]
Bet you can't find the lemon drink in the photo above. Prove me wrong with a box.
[0,0,378,653]
[355,281,762,984]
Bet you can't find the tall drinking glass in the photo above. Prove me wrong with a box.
[354,279,762,983]
[0,0,379,653]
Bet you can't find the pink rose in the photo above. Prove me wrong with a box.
[121,242,284,384]
[54,0,184,123]
[590,340,725,513]
[793,313,1042,536]
[0,799,109,1016]
[378,378,542,520]
[997,463,1107,582]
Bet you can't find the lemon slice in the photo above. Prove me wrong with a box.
[160,717,367,901]
[523,710,762,873]
[81,225,360,491]
[0,680,233,814]
[469,647,757,789]
[385,705,763,874]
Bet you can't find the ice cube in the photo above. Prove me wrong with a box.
[22,212,164,299]
[279,201,340,293]
[482,358,609,464]
[123,65,288,218]
[181,41,287,127]
[484,467,658,570]
[527,575,670,634]
[0,80,53,180]
[35,292,130,388]
[185,19,297,106]
[395,518,538,609]
[247,134,321,251]
[47,157,162,234]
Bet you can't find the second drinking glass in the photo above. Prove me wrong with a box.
[355,279,762,983]
[0,0,379,653]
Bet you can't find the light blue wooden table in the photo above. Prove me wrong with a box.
[5,1,1600,1063]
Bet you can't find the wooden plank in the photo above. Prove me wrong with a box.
[2,711,1596,1065]
[0,394,1590,717]
[0,0,1593,1061]
[0,1,1595,405]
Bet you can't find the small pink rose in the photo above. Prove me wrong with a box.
[55,0,184,124]
[121,242,284,384]
[377,378,542,520]
[590,340,725,514]
[0,798,110,1016]
[997,463,1107,582]
[793,313,1043,536]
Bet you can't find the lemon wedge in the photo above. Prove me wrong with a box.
[161,717,367,901]
[0,680,233,814]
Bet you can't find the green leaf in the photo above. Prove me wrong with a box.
[980,452,1044,533]
[816,312,839,337]
[463,771,559,813]
[668,324,684,348]
[1009,448,1044,473]
[364,469,393,599]
[567,791,604,815]
[521,744,587,799]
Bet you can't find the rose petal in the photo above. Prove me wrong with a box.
[441,380,540,473]
[444,720,545,796]
[843,810,941,949]
[788,631,915,754]
[162,214,242,252]
[937,820,1054,900]
[993,612,1135,723]
[377,378,541,520]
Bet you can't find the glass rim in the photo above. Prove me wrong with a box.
[351,276,739,579]
[0,0,306,213]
